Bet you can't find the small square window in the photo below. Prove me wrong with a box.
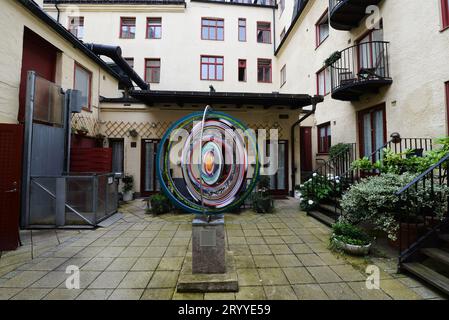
[257,22,271,44]
[120,17,136,39]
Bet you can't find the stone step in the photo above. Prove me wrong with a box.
[421,248,449,267]
[402,262,449,295]
[308,210,335,227]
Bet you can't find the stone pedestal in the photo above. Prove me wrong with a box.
[192,214,225,274]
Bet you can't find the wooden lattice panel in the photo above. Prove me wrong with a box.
[71,113,100,137]
[246,122,284,139]
[103,121,172,139]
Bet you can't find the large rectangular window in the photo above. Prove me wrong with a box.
[68,17,84,39]
[316,10,329,47]
[238,18,246,42]
[74,63,92,111]
[120,17,136,39]
[202,18,224,41]
[318,123,331,154]
[257,22,271,43]
[442,0,449,29]
[238,59,246,82]
[257,59,272,83]
[147,17,162,39]
[145,59,161,83]
[201,56,224,81]
[317,68,331,95]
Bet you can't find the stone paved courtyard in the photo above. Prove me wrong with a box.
[0,198,446,300]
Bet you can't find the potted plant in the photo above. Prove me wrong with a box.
[122,175,134,201]
[324,51,342,67]
[129,129,138,138]
[95,133,106,147]
[330,222,372,256]
[76,126,89,136]
[147,193,171,215]
[252,176,274,213]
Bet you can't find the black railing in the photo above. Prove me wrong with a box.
[329,41,391,93]
[395,153,449,263]
[329,0,343,13]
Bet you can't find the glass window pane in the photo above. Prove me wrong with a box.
[208,65,215,80]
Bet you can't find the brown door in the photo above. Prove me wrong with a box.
[0,124,24,251]
[141,139,161,196]
[300,127,313,173]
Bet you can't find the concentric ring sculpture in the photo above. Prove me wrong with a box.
[156,108,260,214]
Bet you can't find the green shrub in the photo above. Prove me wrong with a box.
[329,143,351,160]
[122,175,134,193]
[331,222,371,246]
[149,193,171,215]
[252,192,274,214]
[298,173,341,211]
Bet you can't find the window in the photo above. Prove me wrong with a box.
[442,0,449,29]
[74,63,92,111]
[446,82,449,133]
[201,56,224,81]
[201,18,224,41]
[315,10,329,47]
[238,59,246,82]
[109,139,124,173]
[257,22,271,43]
[120,17,136,39]
[147,17,162,39]
[257,59,272,83]
[68,17,84,39]
[317,68,331,95]
[280,27,286,41]
[145,59,160,83]
[318,123,331,154]
[124,58,134,69]
[238,18,246,42]
[279,0,285,14]
[280,64,286,87]
[357,26,384,75]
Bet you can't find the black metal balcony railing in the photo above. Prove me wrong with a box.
[329,0,383,30]
[330,41,392,101]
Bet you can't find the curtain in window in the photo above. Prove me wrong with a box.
[362,113,372,158]
[110,140,124,173]
[74,66,89,108]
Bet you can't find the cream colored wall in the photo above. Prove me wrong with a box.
[44,1,280,93]
[0,0,121,127]
[276,0,449,168]
[100,104,305,193]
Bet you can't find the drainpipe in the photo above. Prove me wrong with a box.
[55,0,60,23]
[85,43,149,91]
[290,95,320,196]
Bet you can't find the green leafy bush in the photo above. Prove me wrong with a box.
[329,143,351,160]
[149,193,171,215]
[298,173,341,211]
[331,222,371,246]
[122,175,134,193]
[252,176,274,213]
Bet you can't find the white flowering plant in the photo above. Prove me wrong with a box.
[299,173,341,211]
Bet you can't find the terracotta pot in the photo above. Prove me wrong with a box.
[388,222,425,250]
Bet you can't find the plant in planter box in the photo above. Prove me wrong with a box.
[122,175,134,201]
[324,51,342,67]
[330,222,372,255]
[76,126,89,136]
[252,176,274,214]
[148,193,171,215]
[298,173,340,211]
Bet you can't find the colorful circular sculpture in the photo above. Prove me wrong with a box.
[156,111,259,214]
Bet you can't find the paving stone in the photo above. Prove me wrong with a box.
[109,238,135,247]
[147,271,179,288]
[275,255,302,267]
[81,258,114,271]
[380,279,423,300]
[164,246,188,257]
[142,246,167,258]
[249,244,272,255]
[253,255,280,268]
[88,271,127,289]
[411,286,445,299]
[43,288,82,300]
[151,238,172,246]
[0,271,47,288]
[234,255,256,269]
[31,271,68,288]
[262,237,284,245]
[296,253,327,266]
[76,289,113,300]
[293,284,329,300]
[330,265,366,282]
[228,245,251,256]
[96,247,125,258]
[0,288,22,300]
[288,244,313,254]
[237,269,263,286]
[258,268,289,285]
[170,237,191,246]
[307,266,342,283]
[264,285,297,300]
[320,283,360,300]
[347,281,392,300]
[108,289,144,300]
[158,257,184,271]
[236,286,266,300]
[129,238,153,247]
[10,288,51,300]
[28,258,68,271]
[269,244,293,255]
[259,229,278,237]
[276,229,295,236]
[173,292,204,300]
[283,267,315,284]
[204,292,236,300]
[118,272,153,289]
[119,247,146,258]
[317,252,345,265]
[75,246,106,258]
[228,237,247,245]
[131,258,161,271]
[245,237,265,245]
[107,257,138,271]
[141,288,174,300]
[243,229,261,237]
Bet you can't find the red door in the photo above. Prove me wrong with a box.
[300,127,313,173]
[0,124,23,251]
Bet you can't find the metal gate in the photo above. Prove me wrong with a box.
[21,71,118,228]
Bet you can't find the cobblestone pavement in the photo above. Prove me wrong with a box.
[0,198,446,300]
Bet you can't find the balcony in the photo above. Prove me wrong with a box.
[329,0,383,31]
[330,41,392,101]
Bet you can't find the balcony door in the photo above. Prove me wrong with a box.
[357,26,385,77]
[141,139,160,196]
[358,104,387,161]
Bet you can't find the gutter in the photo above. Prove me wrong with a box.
[85,43,149,91]
[290,95,322,195]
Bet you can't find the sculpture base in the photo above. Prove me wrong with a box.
[177,252,239,293]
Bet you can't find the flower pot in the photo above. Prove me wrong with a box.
[76,130,88,137]
[294,190,301,199]
[388,222,425,250]
[123,191,133,202]
[332,236,371,256]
